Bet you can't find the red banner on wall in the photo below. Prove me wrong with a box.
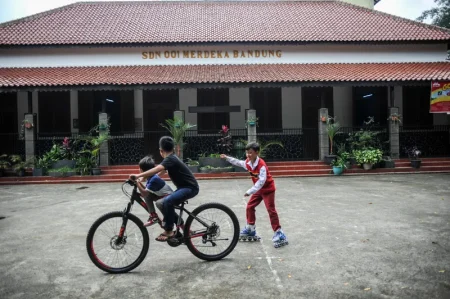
[430,81,450,113]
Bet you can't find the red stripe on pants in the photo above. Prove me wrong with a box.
[246,191,280,231]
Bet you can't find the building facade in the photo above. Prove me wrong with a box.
[0,0,449,163]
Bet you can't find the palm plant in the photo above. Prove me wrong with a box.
[240,139,284,158]
[160,117,196,157]
[326,116,341,155]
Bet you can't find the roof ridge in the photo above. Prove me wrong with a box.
[0,2,81,28]
[336,0,450,34]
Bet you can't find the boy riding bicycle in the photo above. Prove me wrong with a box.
[130,136,199,242]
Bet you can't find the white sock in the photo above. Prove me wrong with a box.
[247,224,255,231]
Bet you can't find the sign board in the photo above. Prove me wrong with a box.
[430,81,450,113]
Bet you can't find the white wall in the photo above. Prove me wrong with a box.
[179,89,197,125]
[134,89,143,131]
[0,44,447,67]
[70,90,78,133]
[333,86,353,127]
[394,86,403,116]
[17,92,28,132]
[229,88,249,128]
[339,0,373,9]
[281,87,302,128]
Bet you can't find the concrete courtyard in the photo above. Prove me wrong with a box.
[0,174,449,299]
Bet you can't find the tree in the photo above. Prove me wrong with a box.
[417,0,450,29]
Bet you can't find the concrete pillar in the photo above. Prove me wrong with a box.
[134,89,143,131]
[247,109,257,144]
[179,89,197,126]
[17,92,28,133]
[24,113,36,163]
[230,88,249,128]
[282,87,302,128]
[70,90,79,133]
[388,107,400,159]
[318,108,329,160]
[98,113,109,166]
[393,86,403,117]
[174,110,185,159]
[333,86,352,127]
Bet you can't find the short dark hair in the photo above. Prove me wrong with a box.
[139,155,155,172]
[245,142,260,152]
[159,136,175,152]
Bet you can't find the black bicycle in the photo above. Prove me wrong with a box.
[86,180,240,274]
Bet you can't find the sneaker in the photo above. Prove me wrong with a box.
[144,214,161,227]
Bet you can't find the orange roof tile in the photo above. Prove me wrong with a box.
[0,1,449,46]
[1,63,449,87]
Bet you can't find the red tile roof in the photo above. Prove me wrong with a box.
[0,1,449,46]
[1,63,449,87]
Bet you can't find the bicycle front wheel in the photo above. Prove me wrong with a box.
[185,202,240,261]
[86,211,149,274]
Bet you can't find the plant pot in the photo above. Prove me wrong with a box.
[332,166,344,175]
[410,160,421,169]
[380,160,395,168]
[324,155,337,165]
[363,163,373,170]
[92,168,102,175]
[200,167,233,174]
[349,157,357,165]
[234,166,248,172]
[187,165,199,173]
[52,159,76,169]
[199,157,230,168]
[248,121,256,126]
[33,168,46,176]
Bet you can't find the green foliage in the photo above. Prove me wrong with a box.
[0,154,10,170]
[77,122,111,167]
[9,155,33,173]
[76,155,96,175]
[185,158,199,166]
[353,149,383,165]
[417,0,450,29]
[331,157,347,168]
[49,167,75,174]
[34,155,52,169]
[160,117,196,156]
[325,116,341,155]
[346,117,384,152]
[245,116,259,128]
[209,153,221,158]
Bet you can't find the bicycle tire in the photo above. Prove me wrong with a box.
[184,202,240,261]
[86,211,149,274]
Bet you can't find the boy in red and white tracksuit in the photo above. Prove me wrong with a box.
[221,142,288,248]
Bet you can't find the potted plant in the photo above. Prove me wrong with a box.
[387,113,402,124]
[50,138,77,169]
[200,165,234,174]
[10,155,32,177]
[407,146,422,169]
[185,158,200,173]
[160,116,196,158]
[0,154,10,177]
[324,116,341,165]
[245,116,259,128]
[199,153,231,168]
[379,156,395,169]
[48,167,76,177]
[76,155,96,176]
[331,157,347,175]
[33,156,51,176]
[353,148,383,170]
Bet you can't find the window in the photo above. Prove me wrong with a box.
[38,91,71,133]
[197,88,230,131]
[78,90,134,133]
[353,87,388,126]
[250,88,282,132]
[402,86,433,127]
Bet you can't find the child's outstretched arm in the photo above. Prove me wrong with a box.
[130,165,165,181]
[136,179,149,197]
[220,154,246,169]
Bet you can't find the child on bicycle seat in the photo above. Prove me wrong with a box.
[220,142,288,248]
[136,155,175,228]
[130,136,199,242]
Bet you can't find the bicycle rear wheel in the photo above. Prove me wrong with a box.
[86,211,149,274]
[184,202,239,261]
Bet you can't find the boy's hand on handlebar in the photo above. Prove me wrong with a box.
[129,174,138,181]
[220,154,227,159]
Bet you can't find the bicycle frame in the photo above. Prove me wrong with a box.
[119,180,209,242]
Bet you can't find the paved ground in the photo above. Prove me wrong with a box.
[0,174,449,299]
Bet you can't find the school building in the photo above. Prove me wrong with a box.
[0,0,449,164]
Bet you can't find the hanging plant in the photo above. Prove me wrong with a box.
[387,113,402,124]
[245,116,259,128]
